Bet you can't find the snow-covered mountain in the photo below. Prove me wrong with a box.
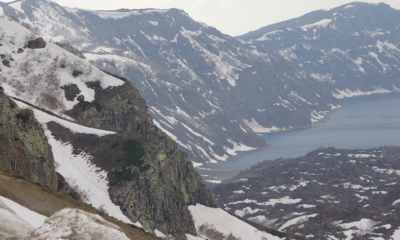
[238,2,400,99]
[0,12,283,239]
[0,0,349,164]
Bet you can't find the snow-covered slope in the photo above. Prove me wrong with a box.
[0,11,124,117]
[238,2,400,100]
[0,196,132,240]
[22,208,130,240]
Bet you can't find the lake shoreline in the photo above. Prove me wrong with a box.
[200,92,400,182]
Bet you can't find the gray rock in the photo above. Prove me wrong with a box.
[77,95,84,102]
[2,59,10,67]
[72,70,83,77]
[26,37,46,49]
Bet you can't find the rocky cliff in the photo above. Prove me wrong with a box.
[0,87,78,200]
[53,77,217,236]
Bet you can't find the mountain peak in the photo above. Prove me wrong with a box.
[237,1,399,39]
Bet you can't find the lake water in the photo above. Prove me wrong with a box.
[210,92,400,172]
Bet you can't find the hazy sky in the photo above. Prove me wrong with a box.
[6,0,400,36]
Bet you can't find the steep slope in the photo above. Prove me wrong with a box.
[0,171,156,240]
[214,146,400,239]
[0,0,344,163]
[0,13,216,238]
[238,2,400,99]
[0,87,79,200]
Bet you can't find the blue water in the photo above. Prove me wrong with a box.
[212,92,400,172]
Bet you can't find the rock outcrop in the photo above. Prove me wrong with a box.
[26,37,46,49]
[0,88,79,200]
[58,79,217,237]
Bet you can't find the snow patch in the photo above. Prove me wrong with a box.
[189,204,281,240]
[243,119,280,133]
[300,19,332,31]
[279,214,318,231]
[149,21,158,26]
[332,88,391,99]
[224,139,256,156]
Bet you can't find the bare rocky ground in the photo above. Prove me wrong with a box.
[213,146,400,239]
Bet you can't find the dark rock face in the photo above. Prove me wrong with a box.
[60,84,81,101]
[0,93,78,200]
[2,59,10,67]
[26,37,46,49]
[0,54,5,59]
[17,48,24,53]
[214,147,400,239]
[61,80,217,237]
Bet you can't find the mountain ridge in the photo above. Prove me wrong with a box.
[1,0,348,164]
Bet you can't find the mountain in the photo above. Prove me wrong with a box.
[238,2,400,98]
[0,0,350,164]
[0,14,215,238]
[213,146,400,239]
[0,12,283,240]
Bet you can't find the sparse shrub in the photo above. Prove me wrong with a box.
[69,181,90,202]
[98,204,108,215]
[198,223,226,240]
[12,80,26,94]
[55,42,86,59]
[72,70,83,77]
[37,93,60,110]
[226,233,242,240]
[59,57,67,68]
[0,30,5,40]
[8,15,19,23]
[16,108,32,122]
